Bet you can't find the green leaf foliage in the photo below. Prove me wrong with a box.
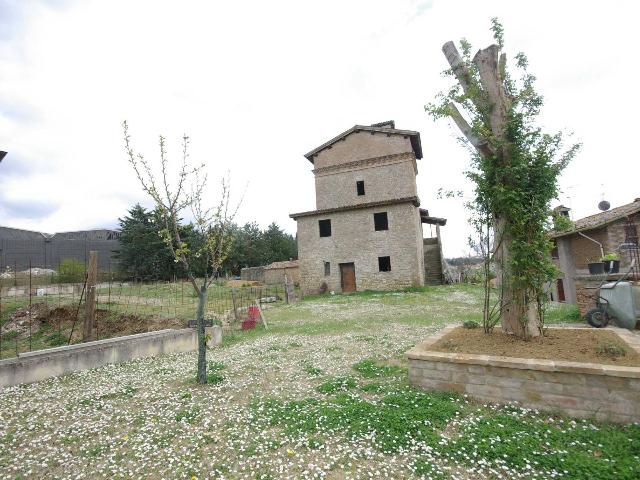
[426,19,581,329]
[115,205,297,279]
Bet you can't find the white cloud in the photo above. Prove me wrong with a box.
[1,0,639,255]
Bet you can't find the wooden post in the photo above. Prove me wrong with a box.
[231,288,239,322]
[83,251,98,342]
[254,300,268,330]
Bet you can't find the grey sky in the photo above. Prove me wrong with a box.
[1,0,639,256]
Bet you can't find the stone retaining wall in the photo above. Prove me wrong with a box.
[406,326,640,423]
[0,327,222,388]
[241,266,264,283]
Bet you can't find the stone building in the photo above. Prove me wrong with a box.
[263,260,300,285]
[290,121,446,295]
[549,199,640,314]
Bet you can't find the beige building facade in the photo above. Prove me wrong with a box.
[291,121,443,295]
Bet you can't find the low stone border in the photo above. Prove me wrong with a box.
[406,325,640,423]
[0,326,222,388]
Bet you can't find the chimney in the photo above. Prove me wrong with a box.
[553,205,571,218]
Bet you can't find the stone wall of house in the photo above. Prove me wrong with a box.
[263,266,300,286]
[296,202,425,295]
[313,153,417,210]
[569,227,608,271]
[607,212,640,270]
[423,237,443,285]
[312,131,414,169]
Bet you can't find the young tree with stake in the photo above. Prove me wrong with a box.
[427,20,580,339]
[123,121,240,383]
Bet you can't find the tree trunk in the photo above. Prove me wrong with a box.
[441,40,544,340]
[83,251,98,342]
[196,285,207,384]
[494,219,541,338]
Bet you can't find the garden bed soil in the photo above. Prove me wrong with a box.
[430,326,640,367]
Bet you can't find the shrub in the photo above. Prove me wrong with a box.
[56,258,85,283]
[463,320,480,329]
[553,215,574,232]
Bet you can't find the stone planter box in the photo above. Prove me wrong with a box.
[406,325,640,423]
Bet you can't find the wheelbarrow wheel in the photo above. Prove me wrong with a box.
[586,308,610,328]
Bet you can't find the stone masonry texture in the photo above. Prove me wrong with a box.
[293,126,427,295]
[297,202,424,295]
[407,326,640,423]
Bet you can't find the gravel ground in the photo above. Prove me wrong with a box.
[1,287,636,480]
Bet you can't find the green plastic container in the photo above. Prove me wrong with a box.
[600,281,639,329]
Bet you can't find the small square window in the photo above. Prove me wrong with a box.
[319,219,332,237]
[324,261,330,276]
[356,181,365,196]
[374,212,388,231]
[378,256,391,272]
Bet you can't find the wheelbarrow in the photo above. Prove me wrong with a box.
[585,260,639,329]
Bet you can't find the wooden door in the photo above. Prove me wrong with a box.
[340,263,356,293]
[556,279,565,302]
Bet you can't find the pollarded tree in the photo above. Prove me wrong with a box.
[427,20,580,339]
[123,122,240,383]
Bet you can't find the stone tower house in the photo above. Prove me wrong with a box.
[291,121,445,295]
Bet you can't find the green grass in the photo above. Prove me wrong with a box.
[436,408,640,479]
[316,376,357,394]
[205,360,226,384]
[352,358,405,378]
[1,284,637,479]
[546,302,582,324]
[252,385,463,453]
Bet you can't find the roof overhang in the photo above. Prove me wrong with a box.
[550,205,640,238]
[304,125,423,163]
[290,196,420,220]
[419,209,447,226]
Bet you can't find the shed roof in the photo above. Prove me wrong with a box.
[304,122,423,163]
[419,209,447,226]
[550,198,640,238]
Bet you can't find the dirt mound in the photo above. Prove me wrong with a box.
[47,306,78,323]
[430,326,640,367]
[4,303,187,340]
[93,309,186,337]
[3,303,51,335]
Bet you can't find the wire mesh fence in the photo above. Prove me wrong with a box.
[0,266,294,360]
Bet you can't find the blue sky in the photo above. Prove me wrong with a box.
[1,0,639,256]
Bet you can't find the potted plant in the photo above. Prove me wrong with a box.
[601,252,620,273]
[588,258,605,275]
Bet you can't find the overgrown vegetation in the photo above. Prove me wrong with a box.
[552,214,575,232]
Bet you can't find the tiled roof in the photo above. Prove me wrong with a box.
[265,260,299,270]
[550,199,640,238]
